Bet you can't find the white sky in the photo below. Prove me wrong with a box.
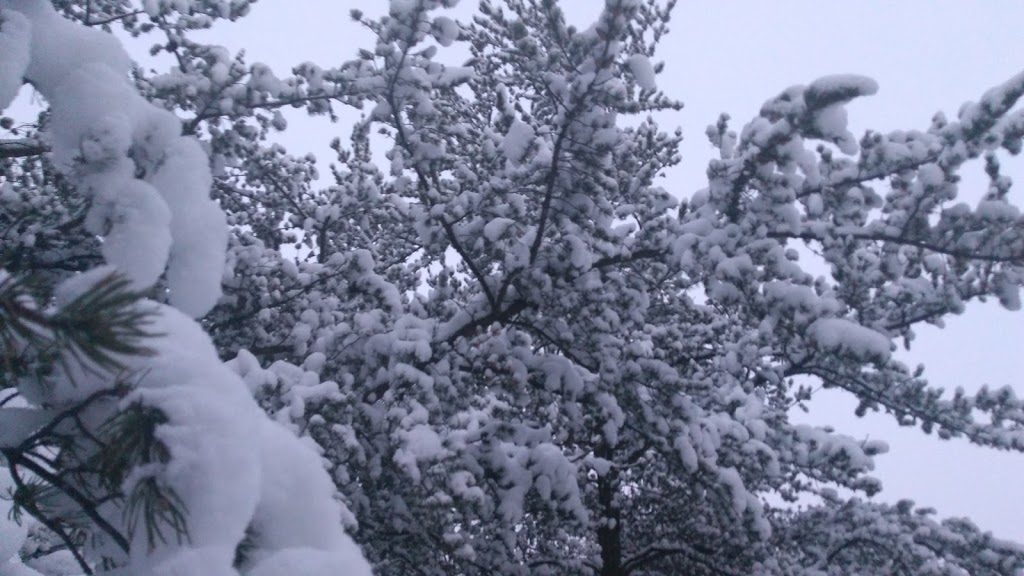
[187,1,1024,542]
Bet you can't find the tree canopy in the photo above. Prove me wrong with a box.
[1,1,1023,575]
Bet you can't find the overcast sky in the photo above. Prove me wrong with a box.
[184,1,1024,542]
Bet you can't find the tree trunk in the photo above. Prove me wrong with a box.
[596,445,625,576]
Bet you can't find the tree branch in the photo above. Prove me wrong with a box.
[622,541,736,575]
[83,9,144,27]
[0,138,47,159]
[767,229,1024,264]
[444,299,529,344]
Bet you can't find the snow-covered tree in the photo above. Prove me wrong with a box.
[0,1,370,574]
[3,1,1024,575]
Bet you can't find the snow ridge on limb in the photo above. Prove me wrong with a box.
[0,3,373,574]
[1,0,224,318]
[0,8,29,110]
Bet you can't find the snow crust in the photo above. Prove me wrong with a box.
[626,54,656,91]
[44,271,373,575]
[2,0,226,318]
[0,9,29,109]
[501,119,535,165]
[807,318,891,362]
[431,15,459,47]
[148,137,229,317]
